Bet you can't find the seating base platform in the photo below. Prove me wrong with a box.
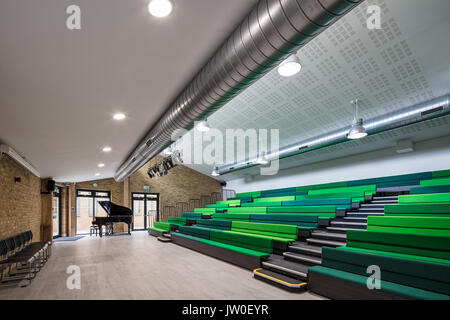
[253,268,307,292]
[171,233,264,270]
[157,236,172,243]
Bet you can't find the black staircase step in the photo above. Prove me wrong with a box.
[342,217,367,222]
[373,196,398,200]
[306,238,346,248]
[360,203,385,208]
[253,268,307,292]
[283,252,322,266]
[326,227,350,233]
[347,212,384,217]
[311,231,347,241]
[262,258,309,280]
[288,242,322,257]
[371,200,398,204]
[330,221,367,229]
[358,207,385,212]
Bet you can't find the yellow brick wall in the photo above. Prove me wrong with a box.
[0,155,41,240]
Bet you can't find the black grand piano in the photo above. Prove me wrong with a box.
[92,201,133,237]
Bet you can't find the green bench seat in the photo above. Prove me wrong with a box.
[367,216,450,237]
[241,201,282,207]
[212,213,250,222]
[148,222,171,235]
[267,206,336,219]
[227,207,267,214]
[296,181,347,192]
[347,230,450,260]
[194,208,217,215]
[181,212,203,220]
[250,214,318,230]
[347,172,431,188]
[284,198,352,211]
[308,266,450,300]
[384,203,450,216]
[410,186,450,195]
[205,203,229,208]
[230,221,297,242]
[433,169,450,179]
[167,217,187,226]
[321,246,450,296]
[196,219,232,230]
[178,225,210,240]
[308,184,376,196]
[420,177,450,187]
[236,191,261,198]
[398,193,450,204]
[253,196,296,203]
[210,230,272,254]
[215,200,241,207]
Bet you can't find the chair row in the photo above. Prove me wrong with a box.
[0,231,51,287]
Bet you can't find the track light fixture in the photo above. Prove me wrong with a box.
[211,167,220,177]
[196,119,210,132]
[278,54,302,77]
[147,150,183,179]
[347,99,368,140]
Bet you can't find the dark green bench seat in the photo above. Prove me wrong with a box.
[267,206,336,219]
[347,230,450,260]
[319,246,450,296]
[178,225,210,240]
[241,201,282,207]
[308,265,450,300]
[384,203,450,216]
[148,222,171,237]
[196,219,232,230]
[205,203,229,208]
[171,232,270,270]
[367,216,450,237]
[181,212,203,220]
[284,198,353,211]
[410,186,450,195]
[250,214,318,238]
[227,207,267,214]
[212,213,250,222]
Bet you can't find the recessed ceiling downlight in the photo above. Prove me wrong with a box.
[102,147,112,152]
[278,54,302,77]
[148,0,173,18]
[98,163,105,168]
[113,113,126,120]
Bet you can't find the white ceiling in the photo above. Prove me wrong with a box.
[0,0,258,182]
[178,0,450,179]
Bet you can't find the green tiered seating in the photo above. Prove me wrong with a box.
[433,169,450,179]
[346,229,450,260]
[347,172,432,188]
[178,225,210,239]
[196,219,232,230]
[420,177,450,187]
[284,198,352,211]
[241,201,282,207]
[367,216,450,237]
[181,212,203,220]
[308,184,376,196]
[267,206,336,219]
[210,230,273,254]
[227,207,267,214]
[212,213,250,222]
[296,181,347,192]
[296,193,366,204]
[205,203,229,208]
[148,221,171,237]
[228,221,297,242]
[216,200,241,207]
[253,196,296,202]
[227,196,252,203]
[398,193,450,204]
[384,203,450,217]
[235,191,261,198]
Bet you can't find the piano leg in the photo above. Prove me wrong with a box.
[128,223,131,235]
[99,225,103,237]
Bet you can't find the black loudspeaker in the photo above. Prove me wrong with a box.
[47,179,56,192]
[220,181,227,187]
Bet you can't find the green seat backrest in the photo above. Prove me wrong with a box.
[216,200,241,207]
[295,193,367,203]
[212,213,250,221]
[250,214,318,228]
[421,177,450,187]
[253,196,295,202]
[398,193,450,204]
[231,221,297,240]
[196,219,232,230]
[296,181,347,192]
[205,203,229,208]
[367,216,450,237]
[181,212,203,220]
[194,208,217,214]
[178,226,210,240]
[347,172,431,187]
[410,186,450,195]
[268,206,336,213]
[227,207,267,214]
[284,198,352,207]
[153,222,170,232]
[241,201,282,207]
[308,185,376,196]
[210,230,272,254]
[433,169,450,179]
[236,191,261,198]
[168,217,187,225]
[384,203,450,216]
[347,230,450,260]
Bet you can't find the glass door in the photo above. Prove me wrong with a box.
[132,193,159,230]
[52,187,62,238]
[76,189,111,235]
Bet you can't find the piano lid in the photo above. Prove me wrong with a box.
[98,201,132,216]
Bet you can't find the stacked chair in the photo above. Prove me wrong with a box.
[148,168,450,298]
[0,230,52,287]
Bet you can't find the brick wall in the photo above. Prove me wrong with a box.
[0,155,41,240]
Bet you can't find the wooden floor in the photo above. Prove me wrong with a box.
[0,232,325,300]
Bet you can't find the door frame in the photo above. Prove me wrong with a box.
[53,186,62,239]
[131,192,160,231]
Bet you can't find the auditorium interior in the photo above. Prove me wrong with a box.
[1,0,450,301]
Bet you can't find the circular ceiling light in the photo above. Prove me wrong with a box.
[102,147,112,152]
[148,0,173,18]
[98,163,105,168]
[196,119,210,132]
[113,113,126,120]
[278,54,302,77]
[95,173,101,177]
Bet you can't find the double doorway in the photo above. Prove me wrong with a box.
[132,193,159,230]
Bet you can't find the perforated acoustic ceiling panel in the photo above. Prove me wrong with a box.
[178,0,450,179]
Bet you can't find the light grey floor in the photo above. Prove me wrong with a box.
[0,232,324,300]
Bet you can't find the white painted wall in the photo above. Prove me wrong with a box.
[226,135,450,193]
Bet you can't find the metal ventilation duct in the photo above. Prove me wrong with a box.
[217,94,450,175]
[114,0,362,182]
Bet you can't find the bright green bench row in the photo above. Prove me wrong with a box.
[421,177,450,187]
[167,217,187,226]
[367,216,450,237]
[148,221,171,233]
[398,192,450,204]
[385,203,450,216]
[229,221,297,243]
